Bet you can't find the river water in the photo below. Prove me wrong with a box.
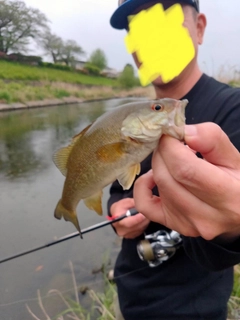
[0,98,141,320]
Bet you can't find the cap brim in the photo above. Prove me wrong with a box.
[110,0,154,30]
[110,0,199,30]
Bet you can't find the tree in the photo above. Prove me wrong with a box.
[89,48,107,71]
[39,31,63,63]
[0,0,49,54]
[118,64,137,88]
[60,40,85,66]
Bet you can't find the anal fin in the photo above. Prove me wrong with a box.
[84,190,103,215]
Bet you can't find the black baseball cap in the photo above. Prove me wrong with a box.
[110,0,200,29]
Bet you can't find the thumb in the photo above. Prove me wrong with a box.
[184,123,240,169]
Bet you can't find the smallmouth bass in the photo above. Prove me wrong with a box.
[53,99,187,237]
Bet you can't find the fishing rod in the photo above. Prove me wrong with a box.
[0,208,138,265]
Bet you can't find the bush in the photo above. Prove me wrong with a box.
[38,61,72,71]
[84,63,101,76]
[0,91,11,103]
[0,53,42,65]
[118,64,138,89]
[88,49,107,71]
[54,89,71,99]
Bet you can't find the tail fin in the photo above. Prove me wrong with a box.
[54,200,82,238]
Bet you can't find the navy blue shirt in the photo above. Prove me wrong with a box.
[108,74,240,320]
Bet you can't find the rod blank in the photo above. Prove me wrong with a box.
[0,208,138,264]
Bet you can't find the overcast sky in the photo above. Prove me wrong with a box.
[24,0,240,78]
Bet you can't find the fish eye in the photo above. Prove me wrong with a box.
[152,104,163,111]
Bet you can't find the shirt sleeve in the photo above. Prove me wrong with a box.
[182,236,240,271]
[107,179,125,217]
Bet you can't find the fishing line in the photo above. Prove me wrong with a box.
[0,264,150,308]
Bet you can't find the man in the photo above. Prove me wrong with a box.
[108,1,240,320]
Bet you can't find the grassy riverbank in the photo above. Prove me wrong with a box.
[0,79,154,104]
[0,60,153,104]
[0,60,116,85]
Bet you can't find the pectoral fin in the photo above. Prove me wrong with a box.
[84,190,103,215]
[117,163,141,190]
[53,123,92,176]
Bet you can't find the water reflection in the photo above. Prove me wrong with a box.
[0,98,138,320]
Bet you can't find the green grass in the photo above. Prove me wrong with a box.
[0,60,117,86]
[54,89,71,99]
[0,90,11,103]
[0,60,152,104]
[0,79,111,103]
[0,78,152,104]
[228,266,240,319]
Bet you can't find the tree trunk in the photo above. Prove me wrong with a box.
[63,59,69,66]
[0,30,5,52]
[51,52,57,64]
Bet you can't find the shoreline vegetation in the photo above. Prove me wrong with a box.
[0,84,155,111]
[0,60,155,111]
[26,262,240,320]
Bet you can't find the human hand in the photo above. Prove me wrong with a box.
[134,123,240,242]
[110,198,150,239]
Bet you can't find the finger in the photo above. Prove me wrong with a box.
[184,123,240,169]
[113,213,147,229]
[158,133,238,206]
[152,146,214,224]
[133,170,161,219]
[133,169,198,236]
[113,213,149,238]
[134,163,227,239]
[124,219,150,239]
[110,198,135,217]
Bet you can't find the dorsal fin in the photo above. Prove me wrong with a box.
[53,123,92,176]
[53,145,72,176]
[72,123,92,140]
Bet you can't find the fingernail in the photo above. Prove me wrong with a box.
[184,125,197,136]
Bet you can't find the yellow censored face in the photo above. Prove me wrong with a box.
[125,3,195,86]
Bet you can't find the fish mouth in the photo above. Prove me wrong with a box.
[163,99,187,140]
[175,100,187,126]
